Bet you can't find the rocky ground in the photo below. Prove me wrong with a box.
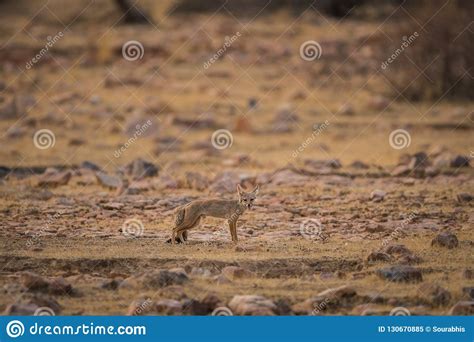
[0,0,473,316]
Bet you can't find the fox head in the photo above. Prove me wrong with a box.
[237,184,259,210]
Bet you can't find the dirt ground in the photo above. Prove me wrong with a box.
[0,0,473,316]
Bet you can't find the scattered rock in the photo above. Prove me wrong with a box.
[48,277,73,295]
[450,155,470,168]
[221,266,254,280]
[155,299,183,315]
[0,97,20,119]
[431,232,459,249]
[122,158,159,180]
[462,287,474,300]
[408,152,429,170]
[189,267,212,278]
[100,278,123,290]
[463,269,473,279]
[367,252,391,262]
[391,165,411,177]
[20,272,50,291]
[369,95,389,111]
[131,269,189,289]
[376,265,422,283]
[456,193,472,203]
[19,272,73,295]
[185,172,209,191]
[419,283,451,306]
[37,170,72,187]
[127,298,154,315]
[304,159,341,170]
[339,103,354,116]
[370,189,386,202]
[209,171,241,194]
[4,303,39,315]
[228,295,277,315]
[81,161,101,171]
[448,301,474,315]
[350,160,369,169]
[95,171,123,189]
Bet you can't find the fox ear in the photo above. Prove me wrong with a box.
[252,185,259,195]
[237,184,244,196]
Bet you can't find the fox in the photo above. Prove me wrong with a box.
[169,184,259,244]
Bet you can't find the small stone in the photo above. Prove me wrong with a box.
[419,283,451,306]
[448,301,474,315]
[221,266,254,280]
[185,172,209,191]
[81,161,101,171]
[95,171,123,189]
[367,252,391,262]
[391,165,411,177]
[350,161,369,169]
[456,193,472,203]
[127,298,154,316]
[370,189,386,202]
[48,277,73,295]
[155,299,183,315]
[450,155,470,168]
[138,269,189,289]
[228,295,277,315]
[37,170,72,187]
[19,272,50,291]
[408,152,429,170]
[376,265,422,283]
[122,158,159,180]
[463,269,473,279]
[431,232,459,249]
[462,287,474,300]
[100,278,123,290]
[4,303,39,315]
